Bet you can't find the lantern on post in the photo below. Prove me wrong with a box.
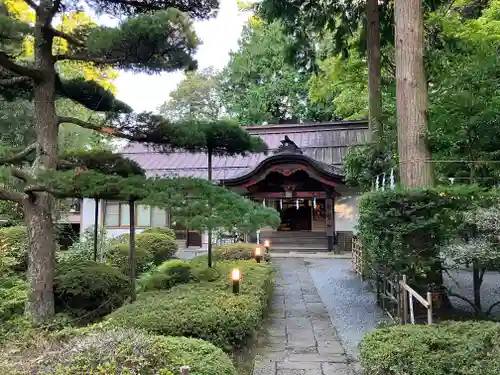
[231,268,241,294]
[254,246,262,263]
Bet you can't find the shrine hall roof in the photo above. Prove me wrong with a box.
[120,120,370,181]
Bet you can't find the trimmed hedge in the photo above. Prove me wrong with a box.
[4,329,237,375]
[139,259,192,292]
[213,242,269,262]
[107,243,153,275]
[54,259,129,319]
[0,226,28,272]
[360,322,500,375]
[114,232,178,266]
[142,226,176,239]
[106,260,274,350]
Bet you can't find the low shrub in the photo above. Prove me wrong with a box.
[113,232,178,266]
[0,276,26,322]
[106,261,274,350]
[213,242,261,261]
[142,226,176,239]
[360,321,500,375]
[2,329,237,375]
[54,259,129,319]
[107,243,154,275]
[0,226,28,272]
[139,259,192,292]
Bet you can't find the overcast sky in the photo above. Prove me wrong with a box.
[110,0,249,113]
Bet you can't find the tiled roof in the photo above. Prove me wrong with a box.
[121,121,369,180]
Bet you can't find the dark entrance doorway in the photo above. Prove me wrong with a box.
[279,199,312,231]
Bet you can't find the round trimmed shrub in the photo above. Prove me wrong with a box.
[0,226,28,272]
[142,227,176,239]
[107,243,154,275]
[54,259,129,319]
[360,321,500,375]
[112,233,177,266]
[139,259,192,292]
[21,329,237,375]
[214,242,269,262]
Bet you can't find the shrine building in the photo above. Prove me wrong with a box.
[80,121,369,253]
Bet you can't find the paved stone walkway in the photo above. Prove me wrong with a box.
[253,259,358,375]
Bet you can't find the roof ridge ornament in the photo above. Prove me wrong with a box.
[274,135,303,154]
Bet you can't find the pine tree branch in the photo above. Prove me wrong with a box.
[57,116,148,142]
[0,186,23,202]
[0,76,30,86]
[22,0,39,11]
[54,54,119,65]
[0,143,37,165]
[11,167,34,183]
[24,185,65,197]
[48,28,85,47]
[0,52,43,80]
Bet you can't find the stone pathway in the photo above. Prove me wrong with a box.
[253,259,358,375]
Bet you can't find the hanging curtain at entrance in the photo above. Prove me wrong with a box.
[296,199,299,210]
[263,199,266,207]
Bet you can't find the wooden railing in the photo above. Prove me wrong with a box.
[352,240,433,325]
[352,236,363,278]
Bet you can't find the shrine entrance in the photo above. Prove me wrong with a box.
[221,136,345,253]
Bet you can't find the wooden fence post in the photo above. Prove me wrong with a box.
[426,291,433,324]
[180,366,190,375]
[402,275,408,324]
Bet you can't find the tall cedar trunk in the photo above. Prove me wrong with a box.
[129,201,137,302]
[207,149,213,268]
[366,0,382,140]
[394,0,434,187]
[25,0,58,323]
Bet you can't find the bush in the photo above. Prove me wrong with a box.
[360,322,500,375]
[60,226,114,263]
[54,259,129,319]
[214,242,270,262]
[142,226,176,239]
[0,226,28,272]
[0,276,26,322]
[106,261,274,350]
[113,232,178,266]
[139,259,192,292]
[357,185,494,285]
[3,329,237,375]
[107,243,154,275]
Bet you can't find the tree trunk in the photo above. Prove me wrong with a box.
[129,200,137,302]
[207,149,213,268]
[366,0,382,140]
[25,0,59,324]
[23,197,56,324]
[93,198,99,261]
[394,0,434,187]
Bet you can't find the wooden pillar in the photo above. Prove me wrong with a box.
[326,195,336,253]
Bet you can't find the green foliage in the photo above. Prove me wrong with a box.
[142,226,176,239]
[159,67,223,121]
[85,9,199,73]
[139,259,192,292]
[0,226,27,272]
[343,144,395,191]
[59,226,114,263]
[5,329,237,375]
[214,242,269,262]
[58,78,132,113]
[54,259,129,319]
[107,243,154,275]
[117,232,178,266]
[360,322,500,375]
[0,276,26,322]
[221,21,336,124]
[59,148,144,177]
[106,260,274,350]
[357,186,491,284]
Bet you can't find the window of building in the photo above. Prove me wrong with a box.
[104,201,169,228]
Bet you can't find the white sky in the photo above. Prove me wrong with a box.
[111,0,250,113]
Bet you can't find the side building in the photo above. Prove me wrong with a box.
[80,121,369,252]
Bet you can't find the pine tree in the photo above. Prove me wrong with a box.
[0,0,279,324]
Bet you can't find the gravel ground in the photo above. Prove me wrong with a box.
[445,269,500,318]
[306,258,383,362]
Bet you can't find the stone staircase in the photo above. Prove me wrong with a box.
[263,231,329,253]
